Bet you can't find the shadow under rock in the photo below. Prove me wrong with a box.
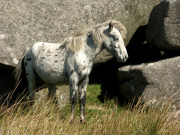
[126,25,163,64]
[89,58,127,105]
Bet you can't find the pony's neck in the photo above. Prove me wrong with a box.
[84,33,104,61]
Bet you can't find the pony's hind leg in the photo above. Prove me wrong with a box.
[24,59,36,100]
[48,84,57,102]
[78,77,89,123]
[25,68,36,101]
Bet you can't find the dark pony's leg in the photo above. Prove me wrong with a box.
[68,72,79,123]
[25,63,36,100]
[78,77,89,123]
[48,84,57,102]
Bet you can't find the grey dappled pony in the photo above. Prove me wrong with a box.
[15,20,128,123]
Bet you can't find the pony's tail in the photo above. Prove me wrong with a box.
[14,56,27,91]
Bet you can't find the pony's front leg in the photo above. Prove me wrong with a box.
[69,73,79,123]
[79,77,89,123]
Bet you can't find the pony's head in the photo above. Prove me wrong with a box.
[103,22,128,62]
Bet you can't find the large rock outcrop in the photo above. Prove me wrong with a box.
[118,56,180,112]
[0,0,163,67]
[146,0,180,52]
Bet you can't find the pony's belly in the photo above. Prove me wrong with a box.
[35,59,67,84]
[36,68,67,84]
[34,50,67,84]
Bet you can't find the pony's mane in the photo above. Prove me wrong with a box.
[61,20,127,52]
[61,36,85,52]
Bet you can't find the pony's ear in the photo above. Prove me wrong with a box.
[109,22,113,31]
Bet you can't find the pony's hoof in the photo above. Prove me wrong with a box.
[80,119,86,124]
[69,118,74,124]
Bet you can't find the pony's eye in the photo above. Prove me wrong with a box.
[113,36,119,41]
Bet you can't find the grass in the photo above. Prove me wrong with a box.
[0,84,179,135]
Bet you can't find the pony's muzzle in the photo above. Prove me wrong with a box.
[117,53,128,62]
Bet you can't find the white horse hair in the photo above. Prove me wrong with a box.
[14,20,128,123]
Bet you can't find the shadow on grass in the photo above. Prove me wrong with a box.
[89,58,128,106]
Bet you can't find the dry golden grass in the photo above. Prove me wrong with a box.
[0,85,179,135]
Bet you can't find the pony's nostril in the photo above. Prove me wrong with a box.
[123,57,126,62]
[122,54,128,62]
[125,54,128,60]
